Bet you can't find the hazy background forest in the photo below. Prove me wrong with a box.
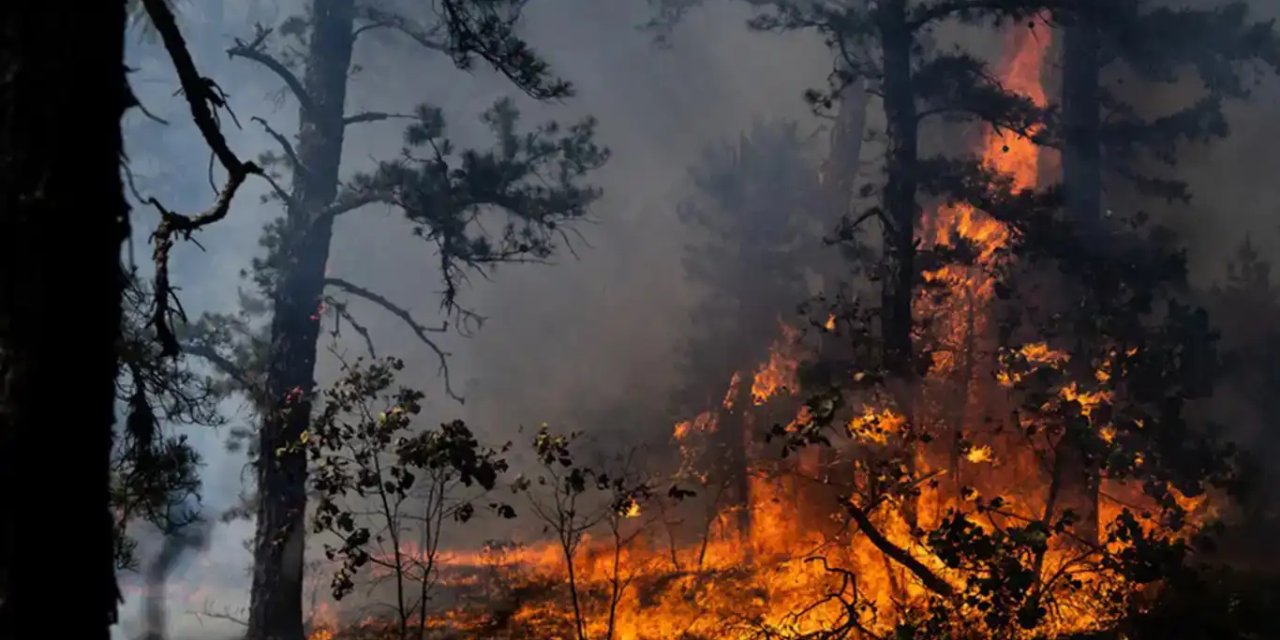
[108,0,1280,638]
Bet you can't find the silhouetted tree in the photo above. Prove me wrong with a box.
[0,3,130,637]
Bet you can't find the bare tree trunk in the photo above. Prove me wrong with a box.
[247,1,355,638]
[0,2,128,637]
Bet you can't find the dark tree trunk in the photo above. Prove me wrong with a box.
[715,374,754,540]
[878,0,918,382]
[877,0,921,528]
[1062,19,1102,240]
[1055,16,1103,546]
[0,2,128,637]
[247,1,355,638]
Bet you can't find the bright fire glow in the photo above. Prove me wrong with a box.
[309,28,1218,640]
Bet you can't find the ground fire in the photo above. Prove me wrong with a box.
[300,25,1228,640]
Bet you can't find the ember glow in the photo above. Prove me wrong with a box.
[306,28,1219,640]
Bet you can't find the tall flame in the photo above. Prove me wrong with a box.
[314,28,1218,640]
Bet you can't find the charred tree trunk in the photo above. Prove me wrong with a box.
[715,373,754,541]
[0,2,128,637]
[1053,15,1103,546]
[877,0,922,529]
[878,0,918,383]
[247,1,355,638]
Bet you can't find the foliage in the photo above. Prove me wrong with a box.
[111,278,221,571]
[306,356,509,620]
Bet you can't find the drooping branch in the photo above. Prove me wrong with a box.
[352,7,448,51]
[140,0,263,357]
[181,342,258,399]
[226,25,314,113]
[845,502,956,599]
[322,277,461,402]
[907,0,1069,31]
[252,116,305,178]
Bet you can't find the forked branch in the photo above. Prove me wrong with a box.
[140,0,262,357]
[226,25,314,113]
[322,277,461,402]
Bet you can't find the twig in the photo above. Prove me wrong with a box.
[322,277,462,403]
[252,116,306,178]
[226,25,314,113]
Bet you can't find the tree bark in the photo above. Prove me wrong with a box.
[876,0,923,529]
[0,2,129,637]
[1054,15,1103,546]
[878,0,919,383]
[246,1,355,638]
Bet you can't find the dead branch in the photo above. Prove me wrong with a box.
[140,0,262,357]
[252,116,305,179]
[226,25,314,113]
[326,298,379,359]
[845,502,956,600]
[322,277,462,403]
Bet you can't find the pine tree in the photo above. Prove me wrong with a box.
[174,2,612,637]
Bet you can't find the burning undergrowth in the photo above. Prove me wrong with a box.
[298,28,1250,640]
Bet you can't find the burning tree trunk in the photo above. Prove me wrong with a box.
[715,373,754,540]
[247,1,355,638]
[0,2,129,636]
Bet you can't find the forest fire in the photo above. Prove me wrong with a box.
[304,26,1225,640]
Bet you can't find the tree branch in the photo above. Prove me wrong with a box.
[342,112,422,127]
[845,502,956,599]
[352,9,448,51]
[322,278,462,402]
[252,116,305,178]
[907,0,1066,31]
[141,0,262,358]
[226,26,314,113]
[318,192,385,220]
